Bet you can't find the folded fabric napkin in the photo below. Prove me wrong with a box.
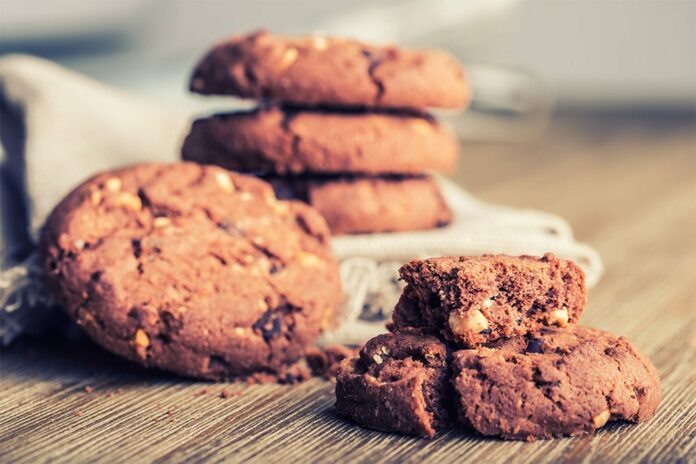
[0,55,602,346]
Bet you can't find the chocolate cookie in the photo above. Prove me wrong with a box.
[190,31,469,110]
[182,107,459,175]
[40,163,342,380]
[452,326,662,441]
[268,175,452,235]
[335,331,452,437]
[392,254,586,346]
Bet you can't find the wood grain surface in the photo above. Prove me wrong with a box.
[1,115,695,464]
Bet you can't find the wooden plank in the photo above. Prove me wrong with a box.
[1,117,694,463]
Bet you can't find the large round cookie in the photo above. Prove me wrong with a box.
[190,31,469,110]
[268,175,452,235]
[40,163,342,379]
[335,331,452,437]
[182,107,459,175]
[452,326,662,441]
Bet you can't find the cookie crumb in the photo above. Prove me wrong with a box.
[306,344,358,380]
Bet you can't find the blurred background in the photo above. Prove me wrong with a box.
[1,0,694,255]
[1,0,694,139]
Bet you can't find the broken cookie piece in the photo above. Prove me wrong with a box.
[452,325,662,441]
[335,331,452,437]
[335,254,660,441]
[392,254,587,346]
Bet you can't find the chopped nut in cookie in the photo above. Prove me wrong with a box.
[105,177,122,192]
[215,171,236,193]
[279,47,299,68]
[547,308,569,327]
[113,192,142,211]
[296,251,322,267]
[410,119,435,134]
[133,329,150,358]
[311,36,328,50]
[153,217,171,228]
[449,309,489,336]
[90,189,103,206]
[592,409,611,428]
[238,191,254,202]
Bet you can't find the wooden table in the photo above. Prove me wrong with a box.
[2,114,695,463]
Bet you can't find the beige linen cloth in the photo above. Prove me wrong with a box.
[0,55,602,346]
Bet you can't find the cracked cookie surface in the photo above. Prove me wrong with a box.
[182,107,459,175]
[392,254,587,346]
[267,174,452,235]
[40,162,342,379]
[452,325,662,441]
[190,31,469,110]
[335,331,453,437]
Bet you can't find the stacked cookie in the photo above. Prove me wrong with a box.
[182,31,468,235]
[336,254,662,440]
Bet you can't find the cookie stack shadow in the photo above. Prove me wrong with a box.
[335,254,662,441]
[182,31,469,235]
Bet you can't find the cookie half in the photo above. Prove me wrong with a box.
[268,175,452,235]
[392,254,586,346]
[40,163,342,380]
[335,331,452,437]
[190,31,469,110]
[452,326,662,440]
[182,107,459,175]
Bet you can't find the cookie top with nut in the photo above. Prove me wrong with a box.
[392,254,587,346]
[190,30,469,110]
[452,325,662,441]
[40,162,342,380]
[182,106,460,175]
